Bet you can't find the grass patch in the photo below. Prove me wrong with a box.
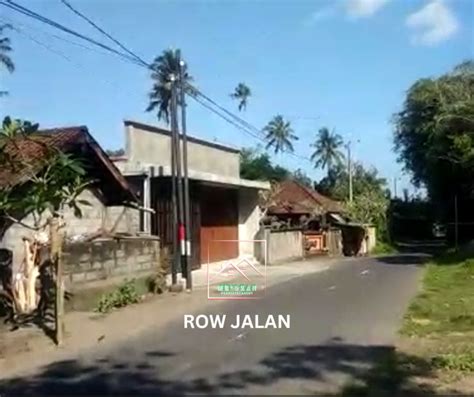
[431,353,474,373]
[401,256,474,337]
[95,279,141,313]
[65,276,151,312]
[371,241,398,255]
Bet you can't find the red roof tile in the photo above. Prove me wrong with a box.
[0,126,137,206]
[268,180,342,215]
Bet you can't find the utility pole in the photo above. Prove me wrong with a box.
[169,73,180,286]
[393,177,398,199]
[178,51,192,290]
[347,141,353,203]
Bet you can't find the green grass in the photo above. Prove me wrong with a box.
[340,251,474,395]
[65,276,150,312]
[371,241,398,255]
[401,255,474,337]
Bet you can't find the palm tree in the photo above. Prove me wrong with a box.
[230,83,251,111]
[146,49,192,124]
[263,115,298,154]
[310,127,344,175]
[0,24,14,97]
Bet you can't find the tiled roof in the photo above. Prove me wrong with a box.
[268,180,342,215]
[0,127,86,188]
[0,126,137,206]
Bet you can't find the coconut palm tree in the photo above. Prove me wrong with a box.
[263,115,298,154]
[230,83,251,111]
[311,127,344,175]
[0,24,14,97]
[146,49,192,124]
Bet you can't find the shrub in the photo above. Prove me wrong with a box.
[95,279,140,313]
[431,353,474,372]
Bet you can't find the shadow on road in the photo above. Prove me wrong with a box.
[373,238,452,267]
[375,253,431,266]
[0,338,443,396]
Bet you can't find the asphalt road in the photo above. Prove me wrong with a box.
[1,254,426,395]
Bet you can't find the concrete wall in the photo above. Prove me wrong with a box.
[255,228,304,265]
[126,124,240,178]
[62,237,160,290]
[238,188,262,257]
[0,188,140,272]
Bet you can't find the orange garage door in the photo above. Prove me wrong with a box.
[200,186,239,263]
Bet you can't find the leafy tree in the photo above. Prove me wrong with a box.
[346,188,389,239]
[106,148,125,157]
[263,115,298,154]
[315,161,387,201]
[0,24,14,97]
[0,117,90,343]
[240,147,289,181]
[230,82,251,111]
[291,168,313,188]
[310,127,344,176]
[393,60,474,222]
[146,49,192,124]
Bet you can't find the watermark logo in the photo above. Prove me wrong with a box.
[207,240,266,300]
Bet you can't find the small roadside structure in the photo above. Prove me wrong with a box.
[263,180,343,256]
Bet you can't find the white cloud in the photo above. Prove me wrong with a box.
[345,0,391,18]
[406,0,459,46]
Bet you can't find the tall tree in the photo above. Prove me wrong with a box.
[240,147,289,181]
[0,24,14,97]
[393,60,474,222]
[315,161,386,201]
[263,115,298,154]
[146,49,192,124]
[230,83,251,111]
[291,168,313,188]
[310,127,344,176]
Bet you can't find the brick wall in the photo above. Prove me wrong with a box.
[62,237,160,289]
[0,188,141,272]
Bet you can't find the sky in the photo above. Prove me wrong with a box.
[1,0,473,197]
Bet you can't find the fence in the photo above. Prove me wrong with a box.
[255,228,304,265]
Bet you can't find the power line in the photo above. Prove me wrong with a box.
[2,0,313,163]
[0,0,146,67]
[190,94,264,142]
[59,0,149,68]
[190,87,312,162]
[4,21,75,64]
[0,15,122,59]
[187,83,264,138]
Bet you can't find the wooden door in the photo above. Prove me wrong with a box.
[200,186,238,263]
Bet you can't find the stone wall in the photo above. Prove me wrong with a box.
[0,188,141,272]
[255,228,304,265]
[62,237,160,290]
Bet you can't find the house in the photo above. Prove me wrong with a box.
[0,126,140,271]
[112,120,270,269]
[266,180,343,227]
[265,180,344,254]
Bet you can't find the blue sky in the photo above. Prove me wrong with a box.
[1,0,473,196]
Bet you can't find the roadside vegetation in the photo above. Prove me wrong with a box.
[371,241,398,255]
[95,279,141,314]
[341,249,474,396]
